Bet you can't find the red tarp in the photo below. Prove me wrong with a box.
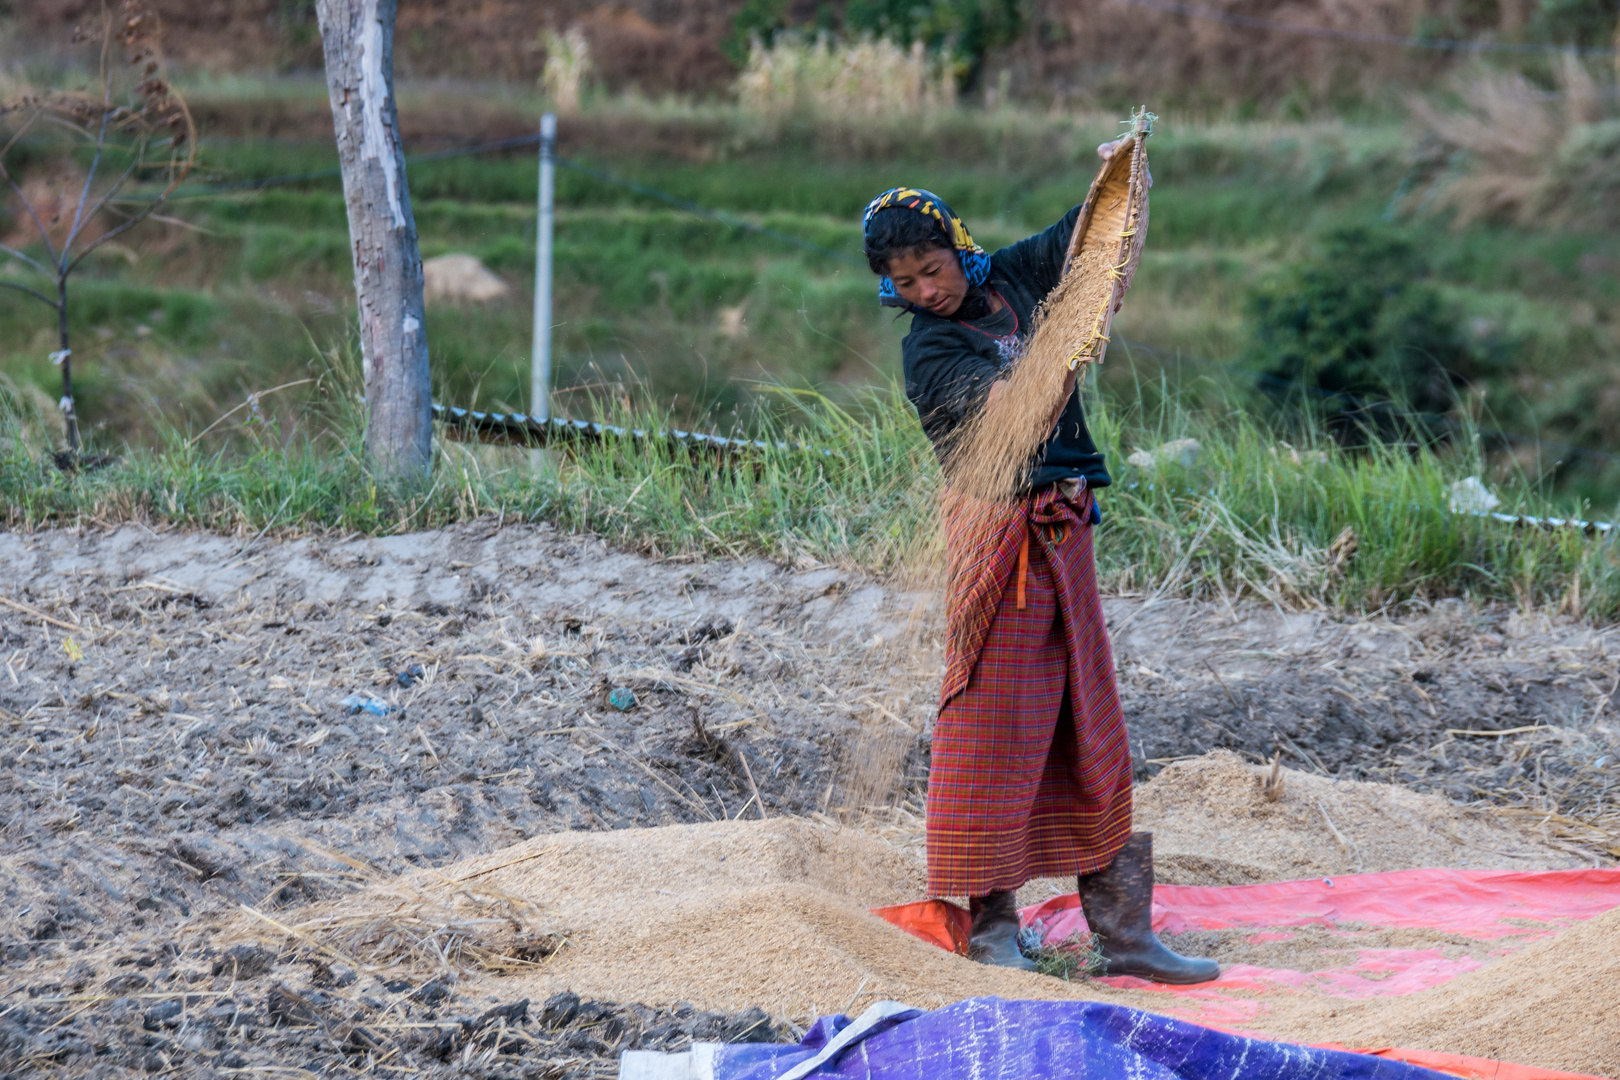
[871,867,1620,1080]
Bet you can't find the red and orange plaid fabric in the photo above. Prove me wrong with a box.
[927,484,1133,898]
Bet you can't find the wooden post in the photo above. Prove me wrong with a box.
[315,0,432,482]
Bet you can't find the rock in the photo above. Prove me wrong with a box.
[143,1000,184,1029]
[541,991,580,1029]
[211,944,274,980]
[1126,438,1200,469]
[423,253,508,303]
[104,973,150,994]
[1447,475,1501,514]
[474,998,528,1030]
[412,977,452,1006]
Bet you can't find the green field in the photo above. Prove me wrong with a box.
[1,80,1619,613]
[1,87,1613,477]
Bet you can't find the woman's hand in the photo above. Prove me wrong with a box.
[1096,137,1127,161]
[1097,135,1151,187]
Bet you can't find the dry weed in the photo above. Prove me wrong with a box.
[541,27,593,112]
[737,34,955,117]
[236,845,563,979]
[1406,58,1619,228]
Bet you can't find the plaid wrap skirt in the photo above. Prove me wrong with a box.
[926,483,1133,898]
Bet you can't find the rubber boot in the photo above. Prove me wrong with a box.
[1078,832,1220,984]
[968,890,1036,971]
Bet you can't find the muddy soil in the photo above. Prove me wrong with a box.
[0,520,1615,1077]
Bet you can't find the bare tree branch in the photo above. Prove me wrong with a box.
[0,279,62,308]
[64,158,143,272]
[0,108,42,163]
[0,0,198,455]
[67,165,179,274]
[70,126,194,274]
[63,108,114,264]
[3,175,58,265]
[0,241,53,277]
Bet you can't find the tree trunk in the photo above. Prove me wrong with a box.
[315,0,431,481]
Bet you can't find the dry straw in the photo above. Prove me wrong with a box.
[943,109,1154,503]
[235,843,562,978]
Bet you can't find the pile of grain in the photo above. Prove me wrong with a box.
[262,754,1613,1073]
[1132,750,1578,885]
[433,817,1129,1020]
[399,761,1580,1021]
[1288,904,1620,1076]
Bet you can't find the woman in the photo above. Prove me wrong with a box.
[862,156,1218,984]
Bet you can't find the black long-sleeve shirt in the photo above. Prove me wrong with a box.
[900,204,1112,492]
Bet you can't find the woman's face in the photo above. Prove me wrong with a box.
[885,246,967,317]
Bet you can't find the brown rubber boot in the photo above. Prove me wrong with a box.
[968,890,1036,971]
[1078,832,1220,984]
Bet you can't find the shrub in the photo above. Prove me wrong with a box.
[1245,227,1487,434]
[728,0,1022,88]
[735,33,956,117]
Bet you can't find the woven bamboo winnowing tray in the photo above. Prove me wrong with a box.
[1048,110,1153,371]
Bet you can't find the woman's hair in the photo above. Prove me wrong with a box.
[863,207,953,275]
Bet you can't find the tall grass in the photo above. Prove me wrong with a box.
[736,34,956,118]
[1406,58,1619,230]
[3,356,1616,618]
[1090,388,1619,615]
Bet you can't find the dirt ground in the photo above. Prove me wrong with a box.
[1,520,1617,1078]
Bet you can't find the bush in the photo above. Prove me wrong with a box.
[727,0,1022,88]
[1531,0,1620,47]
[1245,227,1487,434]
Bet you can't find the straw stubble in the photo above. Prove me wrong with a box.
[943,115,1151,503]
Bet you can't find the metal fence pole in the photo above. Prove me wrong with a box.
[531,112,556,465]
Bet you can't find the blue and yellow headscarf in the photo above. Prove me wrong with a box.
[862,187,991,311]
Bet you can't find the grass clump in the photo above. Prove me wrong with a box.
[1092,386,1620,618]
[1019,928,1105,982]
[0,362,944,574]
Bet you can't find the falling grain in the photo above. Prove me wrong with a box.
[943,110,1153,503]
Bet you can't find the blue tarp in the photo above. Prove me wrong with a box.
[620,997,1451,1080]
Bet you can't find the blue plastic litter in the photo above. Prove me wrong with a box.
[341,693,392,717]
[607,687,638,712]
[619,997,1456,1080]
[397,664,425,688]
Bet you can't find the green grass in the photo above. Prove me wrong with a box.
[5,355,1618,619]
[1021,930,1105,982]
